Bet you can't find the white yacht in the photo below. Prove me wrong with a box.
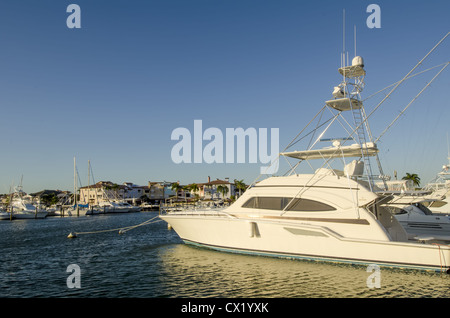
[6,182,48,219]
[422,160,450,214]
[119,201,141,212]
[377,177,450,240]
[53,205,96,217]
[98,200,140,213]
[161,51,450,272]
[385,201,450,241]
[161,172,449,272]
[10,198,48,219]
[0,210,11,220]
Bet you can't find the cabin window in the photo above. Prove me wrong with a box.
[285,198,336,212]
[242,197,256,208]
[242,197,335,211]
[256,197,280,210]
[242,197,286,210]
[385,206,407,215]
[414,203,433,215]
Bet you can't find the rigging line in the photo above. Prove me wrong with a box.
[283,105,327,151]
[287,115,334,150]
[331,33,450,154]
[308,113,340,151]
[281,52,448,180]
[362,62,450,102]
[306,106,326,150]
[282,155,298,175]
[283,111,339,176]
[290,160,303,175]
[263,107,332,178]
[375,62,449,143]
[280,152,343,217]
[326,107,355,141]
[340,145,360,218]
[432,243,444,272]
[364,32,449,126]
[284,132,365,201]
[75,166,82,187]
[75,166,86,202]
[251,33,448,187]
[248,105,327,188]
[90,162,96,185]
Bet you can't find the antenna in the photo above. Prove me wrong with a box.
[342,9,345,67]
[354,25,357,57]
[447,132,449,162]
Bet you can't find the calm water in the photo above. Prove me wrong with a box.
[0,212,449,298]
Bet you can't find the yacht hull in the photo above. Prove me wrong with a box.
[0,213,11,220]
[397,220,450,241]
[161,214,450,273]
[13,211,48,219]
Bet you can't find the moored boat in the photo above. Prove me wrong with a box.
[10,199,48,219]
[0,210,11,220]
[98,200,141,213]
[160,38,450,273]
[385,201,450,241]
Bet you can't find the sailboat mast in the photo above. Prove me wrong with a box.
[73,157,77,206]
[88,160,90,208]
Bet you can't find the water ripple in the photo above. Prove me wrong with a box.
[0,213,449,298]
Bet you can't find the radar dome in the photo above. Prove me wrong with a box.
[352,56,364,67]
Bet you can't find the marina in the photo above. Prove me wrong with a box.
[1,1,450,302]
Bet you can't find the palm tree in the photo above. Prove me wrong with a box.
[41,193,59,207]
[111,183,120,198]
[171,183,182,200]
[189,183,199,193]
[186,183,199,201]
[217,185,229,200]
[402,173,421,187]
[233,179,247,197]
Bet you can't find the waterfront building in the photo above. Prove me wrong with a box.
[78,181,176,205]
[191,177,235,200]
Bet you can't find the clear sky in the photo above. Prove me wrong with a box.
[0,0,449,193]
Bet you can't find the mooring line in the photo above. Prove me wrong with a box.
[67,215,162,238]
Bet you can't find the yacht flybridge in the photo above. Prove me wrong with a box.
[160,52,450,273]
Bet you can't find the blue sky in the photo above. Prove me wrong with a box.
[0,0,449,193]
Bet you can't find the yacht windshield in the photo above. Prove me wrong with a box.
[414,203,433,215]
